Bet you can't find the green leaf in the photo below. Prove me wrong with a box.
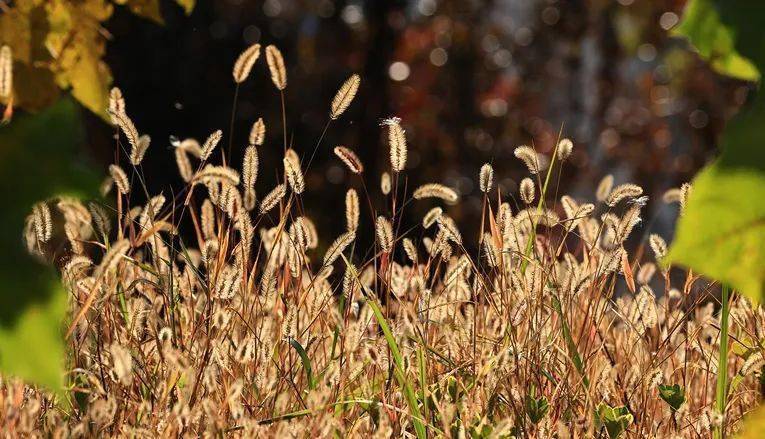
[0,99,100,394]
[524,394,549,424]
[673,0,760,81]
[667,97,765,302]
[658,384,686,411]
[596,402,633,439]
[668,1,765,302]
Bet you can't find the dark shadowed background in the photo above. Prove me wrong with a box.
[79,0,749,250]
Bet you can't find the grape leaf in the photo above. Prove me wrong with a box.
[66,42,112,120]
[1,0,184,120]
[596,403,633,439]
[667,161,765,302]
[668,1,765,302]
[658,384,686,411]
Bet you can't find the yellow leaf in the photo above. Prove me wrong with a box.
[176,0,195,15]
[737,405,765,439]
[68,48,112,120]
[0,9,32,63]
[115,0,165,25]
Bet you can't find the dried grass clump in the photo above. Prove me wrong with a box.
[6,46,764,439]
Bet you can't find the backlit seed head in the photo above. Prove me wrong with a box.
[479,163,494,193]
[519,178,535,204]
[556,138,573,161]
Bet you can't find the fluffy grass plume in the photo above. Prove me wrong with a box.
[7,44,764,439]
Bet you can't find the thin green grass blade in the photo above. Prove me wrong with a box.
[714,284,731,439]
[288,338,316,390]
[340,255,427,439]
[552,294,590,389]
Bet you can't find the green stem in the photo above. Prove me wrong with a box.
[714,284,730,439]
[520,143,559,273]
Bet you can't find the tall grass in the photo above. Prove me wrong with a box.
[4,46,763,438]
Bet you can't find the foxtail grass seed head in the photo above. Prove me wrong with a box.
[112,110,139,149]
[606,183,643,207]
[514,145,547,174]
[437,215,462,245]
[249,117,266,146]
[556,138,573,161]
[662,187,682,204]
[201,200,216,240]
[596,174,614,202]
[679,182,692,215]
[90,202,111,238]
[636,285,658,329]
[345,189,359,232]
[479,163,494,193]
[283,155,305,194]
[195,165,240,186]
[243,146,259,189]
[383,117,407,172]
[175,148,193,182]
[259,184,286,214]
[0,45,12,99]
[265,45,287,90]
[94,239,130,279]
[334,146,364,174]
[178,137,203,157]
[403,238,418,263]
[138,194,166,230]
[330,74,360,120]
[131,134,151,166]
[232,43,261,83]
[519,178,535,204]
[323,231,355,266]
[284,148,300,167]
[108,87,125,123]
[376,216,394,253]
[649,234,667,261]
[637,263,656,285]
[243,187,256,211]
[201,129,223,161]
[423,206,443,228]
[380,172,391,195]
[742,351,765,375]
[109,165,130,194]
[32,202,52,243]
[413,183,458,204]
[100,177,113,197]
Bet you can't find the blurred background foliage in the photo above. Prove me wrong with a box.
[0,0,762,393]
[0,98,100,393]
[668,0,765,306]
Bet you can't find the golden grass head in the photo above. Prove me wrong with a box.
[330,74,360,120]
[265,45,287,90]
[233,43,261,84]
